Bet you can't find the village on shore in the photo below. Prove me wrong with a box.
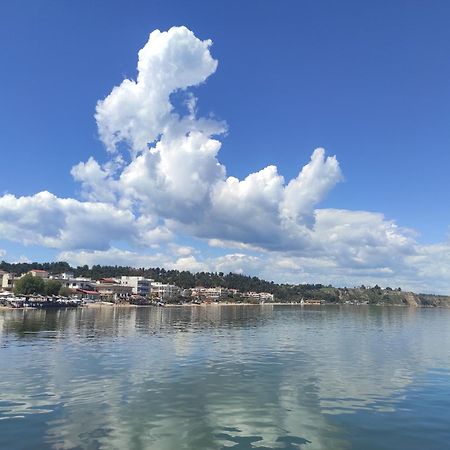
[2,263,448,309]
[0,268,296,309]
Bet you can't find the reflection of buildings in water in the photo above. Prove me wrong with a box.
[0,313,6,340]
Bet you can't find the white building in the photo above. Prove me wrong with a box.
[191,286,229,300]
[151,282,180,300]
[96,282,133,301]
[29,269,49,279]
[1,273,15,291]
[120,276,153,296]
[52,272,75,280]
[245,291,274,302]
[52,274,95,290]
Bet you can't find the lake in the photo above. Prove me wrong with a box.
[1,305,450,449]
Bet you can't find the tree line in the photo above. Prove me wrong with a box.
[1,260,331,300]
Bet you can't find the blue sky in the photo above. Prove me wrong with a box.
[1,1,450,292]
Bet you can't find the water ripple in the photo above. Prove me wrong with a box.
[0,306,450,449]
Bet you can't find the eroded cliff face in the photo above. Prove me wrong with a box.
[315,287,450,307]
[403,292,420,306]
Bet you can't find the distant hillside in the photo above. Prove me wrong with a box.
[304,286,450,307]
[1,260,449,306]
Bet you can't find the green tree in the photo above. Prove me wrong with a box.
[14,274,45,295]
[45,280,62,296]
[59,286,73,297]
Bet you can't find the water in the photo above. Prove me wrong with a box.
[1,305,450,450]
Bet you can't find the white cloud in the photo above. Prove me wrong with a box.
[57,247,206,274]
[95,26,218,154]
[118,141,343,251]
[13,255,31,264]
[58,248,165,268]
[172,255,206,273]
[0,191,135,250]
[311,209,416,267]
[71,157,118,203]
[168,244,195,257]
[120,130,226,221]
[281,148,342,226]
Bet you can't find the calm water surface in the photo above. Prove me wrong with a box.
[1,305,450,450]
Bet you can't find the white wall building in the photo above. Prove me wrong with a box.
[52,274,95,291]
[191,286,229,300]
[1,273,15,291]
[151,282,180,300]
[52,272,75,280]
[29,269,49,279]
[120,276,153,296]
[245,291,274,302]
[96,283,133,301]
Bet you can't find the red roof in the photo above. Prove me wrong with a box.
[31,269,48,273]
[77,289,100,295]
[98,278,117,283]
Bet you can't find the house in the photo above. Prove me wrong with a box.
[29,269,49,279]
[244,291,275,302]
[1,273,15,291]
[76,289,101,302]
[52,274,95,291]
[151,282,180,300]
[98,278,119,284]
[303,299,322,305]
[191,286,229,301]
[52,272,75,280]
[120,276,153,296]
[96,282,133,301]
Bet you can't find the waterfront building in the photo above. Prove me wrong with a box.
[180,289,191,298]
[52,274,95,290]
[1,273,15,291]
[52,272,75,280]
[302,299,322,305]
[76,289,101,302]
[29,269,49,279]
[244,291,274,302]
[96,282,133,301]
[151,282,180,300]
[98,278,120,284]
[191,286,230,301]
[120,276,153,296]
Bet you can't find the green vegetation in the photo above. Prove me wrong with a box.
[13,274,61,296]
[45,280,62,296]
[14,274,46,295]
[59,287,74,297]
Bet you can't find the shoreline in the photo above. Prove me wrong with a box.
[1,301,445,310]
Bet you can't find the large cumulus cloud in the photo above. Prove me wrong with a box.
[71,25,348,253]
[0,191,171,250]
[95,26,219,154]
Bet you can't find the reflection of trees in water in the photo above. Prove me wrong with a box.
[0,305,276,339]
[1,308,75,337]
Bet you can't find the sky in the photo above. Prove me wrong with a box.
[1,0,450,293]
